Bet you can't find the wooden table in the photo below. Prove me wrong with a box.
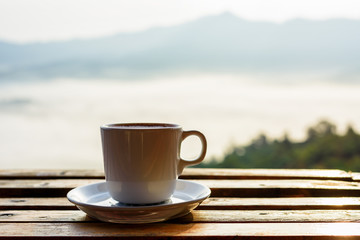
[2,168,360,239]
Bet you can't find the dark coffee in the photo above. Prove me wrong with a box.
[102,123,181,129]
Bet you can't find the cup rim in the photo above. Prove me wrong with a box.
[101,123,182,130]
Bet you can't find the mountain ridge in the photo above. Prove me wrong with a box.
[1,13,360,81]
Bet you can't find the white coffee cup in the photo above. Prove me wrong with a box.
[100,123,207,204]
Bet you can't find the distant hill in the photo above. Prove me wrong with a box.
[1,12,360,81]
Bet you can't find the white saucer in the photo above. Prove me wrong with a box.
[67,179,211,224]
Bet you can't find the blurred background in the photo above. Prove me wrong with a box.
[1,0,360,170]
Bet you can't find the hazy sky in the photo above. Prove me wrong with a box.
[1,0,360,43]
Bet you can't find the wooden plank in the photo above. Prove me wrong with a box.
[351,172,360,182]
[0,210,90,222]
[204,179,360,197]
[176,209,360,223]
[200,197,360,210]
[1,179,360,197]
[3,197,360,211]
[0,198,76,210]
[1,222,360,239]
[0,179,98,188]
[0,169,105,179]
[2,210,360,223]
[0,179,99,197]
[183,168,353,180]
[0,168,353,180]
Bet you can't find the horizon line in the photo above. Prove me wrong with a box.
[1,12,360,45]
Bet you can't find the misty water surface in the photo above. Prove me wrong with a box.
[1,74,360,169]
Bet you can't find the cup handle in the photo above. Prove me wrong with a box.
[177,130,207,175]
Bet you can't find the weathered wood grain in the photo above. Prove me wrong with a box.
[1,169,360,239]
[0,198,75,210]
[175,209,360,223]
[0,168,353,180]
[1,179,360,197]
[203,179,360,197]
[0,179,99,197]
[183,168,353,180]
[0,197,360,210]
[3,197,360,210]
[0,210,90,222]
[201,197,360,210]
[0,169,105,179]
[1,222,360,239]
[1,210,360,223]
[351,172,360,182]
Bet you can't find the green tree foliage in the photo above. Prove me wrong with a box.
[198,120,360,171]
